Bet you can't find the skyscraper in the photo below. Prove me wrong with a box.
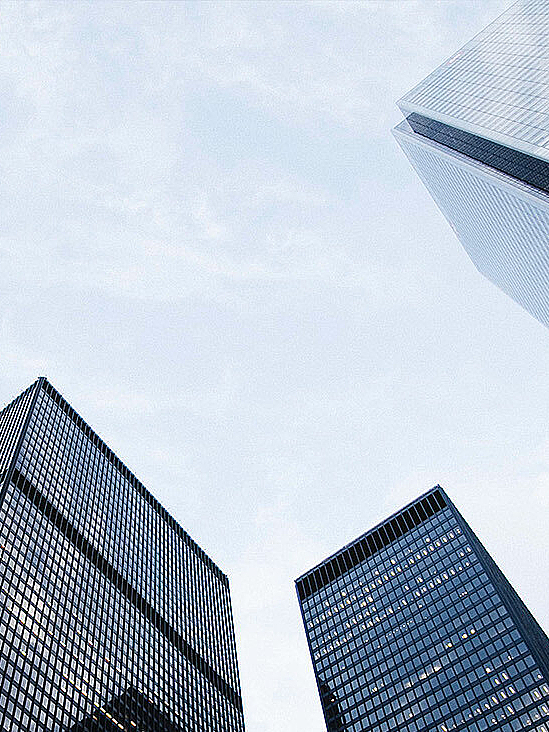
[296,486,549,732]
[0,377,244,732]
[393,0,549,329]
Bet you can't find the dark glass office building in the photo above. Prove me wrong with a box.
[0,377,245,732]
[296,486,549,732]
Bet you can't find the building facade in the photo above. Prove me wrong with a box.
[0,377,244,732]
[296,486,549,732]
[393,0,549,329]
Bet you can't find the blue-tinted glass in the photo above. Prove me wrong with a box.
[394,0,549,331]
[296,488,549,732]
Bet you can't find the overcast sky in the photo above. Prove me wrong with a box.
[1,1,548,730]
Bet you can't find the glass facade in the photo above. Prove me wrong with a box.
[398,0,549,164]
[296,487,549,732]
[405,113,549,196]
[0,377,245,732]
[393,0,549,330]
[393,119,549,329]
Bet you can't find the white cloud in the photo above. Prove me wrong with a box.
[3,3,544,732]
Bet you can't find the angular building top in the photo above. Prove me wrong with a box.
[0,377,244,732]
[399,0,549,163]
[296,486,549,732]
[394,0,549,330]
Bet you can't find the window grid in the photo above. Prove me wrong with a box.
[297,488,549,732]
[0,378,244,732]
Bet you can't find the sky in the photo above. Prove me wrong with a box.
[0,1,547,730]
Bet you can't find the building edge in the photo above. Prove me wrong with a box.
[2,377,230,587]
[296,483,549,712]
[0,376,43,512]
[445,491,549,683]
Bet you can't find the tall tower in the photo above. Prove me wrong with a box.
[0,378,245,732]
[296,486,549,732]
[394,0,549,329]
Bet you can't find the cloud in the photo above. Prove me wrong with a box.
[2,4,539,732]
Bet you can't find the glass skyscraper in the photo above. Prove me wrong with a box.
[0,377,244,732]
[393,0,549,329]
[296,486,549,732]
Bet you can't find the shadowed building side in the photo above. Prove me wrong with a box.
[69,687,183,732]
